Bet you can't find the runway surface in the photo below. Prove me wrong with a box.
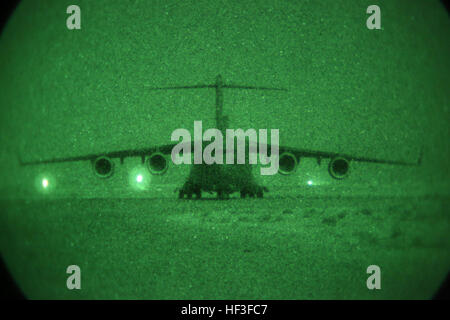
[1,195,449,299]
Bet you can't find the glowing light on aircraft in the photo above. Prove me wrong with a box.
[307,180,313,186]
[35,174,55,193]
[129,167,151,191]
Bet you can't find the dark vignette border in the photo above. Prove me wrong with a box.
[0,0,448,301]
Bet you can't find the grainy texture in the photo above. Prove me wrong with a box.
[0,0,449,299]
[1,196,449,299]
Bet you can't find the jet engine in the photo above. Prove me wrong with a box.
[328,157,350,179]
[147,152,169,175]
[278,152,298,175]
[93,156,114,178]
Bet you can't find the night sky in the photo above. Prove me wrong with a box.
[0,0,448,197]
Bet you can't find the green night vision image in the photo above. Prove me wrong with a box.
[0,0,449,299]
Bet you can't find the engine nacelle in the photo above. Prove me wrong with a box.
[328,157,350,179]
[93,156,114,178]
[278,152,298,175]
[147,152,169,175]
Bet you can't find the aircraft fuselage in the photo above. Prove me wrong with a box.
[178,75,269,199]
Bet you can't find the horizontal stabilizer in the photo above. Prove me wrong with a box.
[146,84,215,90]
[223,85,287,91]
[146,83,287,91]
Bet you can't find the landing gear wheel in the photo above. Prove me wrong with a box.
[240,184,268,199]
[178,181,201,200]
[217,190,230,200]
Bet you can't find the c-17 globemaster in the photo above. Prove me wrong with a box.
[18,75,422,199]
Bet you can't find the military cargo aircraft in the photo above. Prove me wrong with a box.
[19,75,422,199]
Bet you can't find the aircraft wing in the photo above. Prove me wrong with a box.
[18,140,422,171]
[264,144,423,166]
[18,143,178,166]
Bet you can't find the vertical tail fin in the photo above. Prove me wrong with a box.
[16,152,24,166]
[417,147,424,165]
